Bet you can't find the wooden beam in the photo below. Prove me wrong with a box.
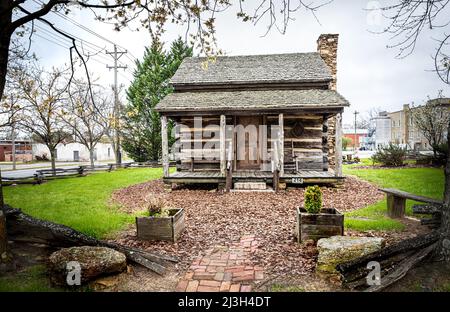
[278,113,284,176]
[220,115,226,175]
[335,113,343,177]
[159,107,345,117]
[161,115,169,178]
[386,194,406,218]
[172,81,330,92]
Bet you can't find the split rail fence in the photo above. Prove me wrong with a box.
[0,161,172,186]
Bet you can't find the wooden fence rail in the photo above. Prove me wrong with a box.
[1,161,173,186]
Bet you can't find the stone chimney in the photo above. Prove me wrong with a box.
[317,34,339,90]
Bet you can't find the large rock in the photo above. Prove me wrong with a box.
[48,246,127,286]
[316,236,384,275]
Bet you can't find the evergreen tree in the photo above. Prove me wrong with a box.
[123,38,192,161]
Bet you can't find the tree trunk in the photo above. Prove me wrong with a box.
[49,147,57,176]
[0,211,7,256]
[107,134,118,164]
[89,148,95,169]
[0,2,12,100]
[435,121,450,261]
[0,169,13,270]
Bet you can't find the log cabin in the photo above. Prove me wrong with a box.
[155,34,349,190]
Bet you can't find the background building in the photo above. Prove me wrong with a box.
[371,111,391,149]
[33,142,115,162]
[0,140,33,162]
[343,128,369,150]
[370,98,449,151]
[388,104,433,150]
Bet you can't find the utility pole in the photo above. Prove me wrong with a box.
[354,110,359,153]
[106,44,127,165]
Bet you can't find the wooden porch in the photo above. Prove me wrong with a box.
[163,170,343,185]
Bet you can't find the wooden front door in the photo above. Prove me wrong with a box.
[236,116,262,170]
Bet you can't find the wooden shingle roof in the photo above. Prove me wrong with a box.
[170,52,332,88]
[155,89,349,113]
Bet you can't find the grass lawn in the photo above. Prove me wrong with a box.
[3,168,163,238]
[344,166,444,232]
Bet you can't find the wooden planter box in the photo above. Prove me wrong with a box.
[295,207,344,243]
[136,208,185,242]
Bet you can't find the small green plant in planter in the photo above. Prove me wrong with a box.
[296,185,343,243]
[147,197,171,217]
[304,185,322,214]
[136,195,185,242]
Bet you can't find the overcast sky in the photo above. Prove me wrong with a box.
[27,0,450,125]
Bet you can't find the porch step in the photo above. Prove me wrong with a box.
[233,182,267,190]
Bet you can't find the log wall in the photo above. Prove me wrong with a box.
[173,114,330,172]
[267,114,326,171]
[174,116,232,171]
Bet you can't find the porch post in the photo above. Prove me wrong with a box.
[161,115,169,177]
[220,114,226,175]
[335,112,343,177]
[278,113,284,176]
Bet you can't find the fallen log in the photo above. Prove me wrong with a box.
[364,243,437,292]
[336,231,439,290]
[412,204,442,215]
[4,205,177,275]
[420,216,441,229]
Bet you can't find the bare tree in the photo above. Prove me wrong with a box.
[357,107,383,129]
[16,65,71,173]
[410,94,450,160]
[0,36,32,134]
[61,79,111,168]
[0,92,23,133]
[379,0,450,261]
[378,0,450,84]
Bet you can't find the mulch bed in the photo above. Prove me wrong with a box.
[111,176,384,278]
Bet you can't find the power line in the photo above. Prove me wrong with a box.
[33,0,138,62]
[33,33,71,50]
[33,29,133,82]
[31,0,138,79]
[34,21,111,62]
[34,21,134,74]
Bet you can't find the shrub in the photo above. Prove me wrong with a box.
[371,143,406,167]
[304,185,322,214]
[145,196,170,217]
[35,153,49,161]
[342,137,352,151]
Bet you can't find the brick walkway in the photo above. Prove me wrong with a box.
[176,235,264,292]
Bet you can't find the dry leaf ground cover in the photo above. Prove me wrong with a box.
[111,176,384,278]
